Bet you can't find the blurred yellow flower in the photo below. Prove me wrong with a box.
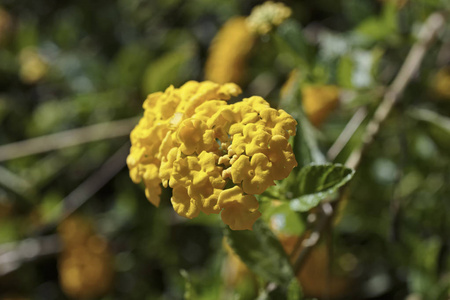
[128,81,297,230]
[19,47,48,84]
[0,7,12,44]
[58,216,113,299]
[280,235,352,299]
[222,238,254,289]
[281,70,340,127]
[302,85,340,126]
[246,1,292,35]
[204,17,255,84]
[431,66,450,100]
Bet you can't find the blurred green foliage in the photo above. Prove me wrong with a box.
[0,0,450,299]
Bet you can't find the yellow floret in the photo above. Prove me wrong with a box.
[267,135,298,180]
[177,119,216,155]
[218,186,261,230]
[231,153,275,195]
[171,185,200,219]
[230,123,271,156]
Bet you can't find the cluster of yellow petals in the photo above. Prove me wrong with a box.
[204,17,255,85]
[58,216,113,299]
[246,1,292,35]
[127,81,297,230]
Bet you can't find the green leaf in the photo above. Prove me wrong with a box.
[337,55,354,89]
[141,46,194,95]
[294,108,327,167]
[225,219,295,285]
[108,43,152,89]
[262,202,305,236]
[290,164,355,212]
[355,1,397,43]
[278,70,326,168]
[274,19,312,69]
[287,278,303,300]
[408,108,450,152]
[16,19,39,50]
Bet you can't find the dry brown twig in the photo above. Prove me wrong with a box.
[327,107,368,161]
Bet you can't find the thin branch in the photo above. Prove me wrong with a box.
[292,203,333,274]
[59,142,130,223]
[346,12,446,169]
[0,234,61,276]
[327,107,368,161]
[292,11,447,276]
[0,144,129,275]
[30,142,130,237]
[0,165,35,199]
[0,117,138,162]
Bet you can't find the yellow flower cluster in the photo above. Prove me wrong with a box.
[222,238,253,288]
[127,81,297,230]
[204,17,255,85]
[246,1,292,35]
[58,216,113,299]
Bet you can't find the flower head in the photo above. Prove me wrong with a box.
[128,81,297,230]
[58,216,113,299]
[205,17,255,84]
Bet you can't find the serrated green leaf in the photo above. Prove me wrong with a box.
[290,164,355,212]
[225,219,295,285]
